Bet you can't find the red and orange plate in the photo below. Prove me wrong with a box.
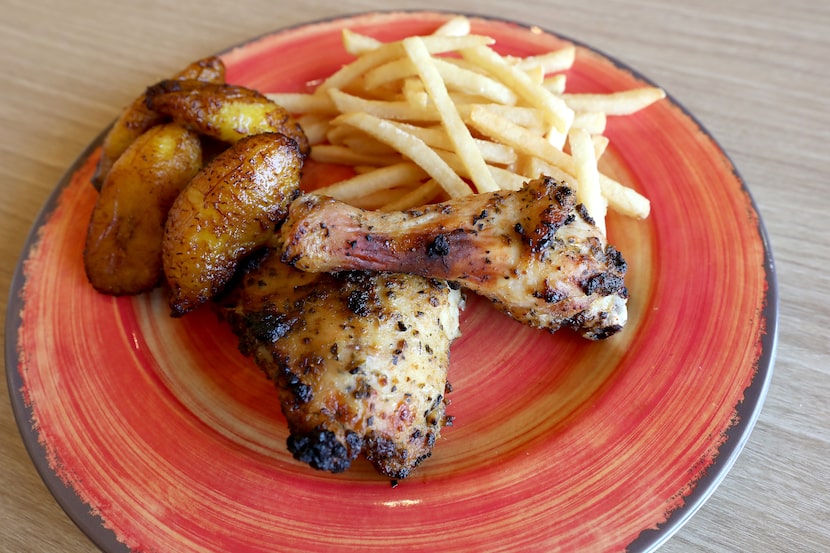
[6,11,777,553]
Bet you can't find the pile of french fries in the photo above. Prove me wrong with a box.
[267,16,663,235]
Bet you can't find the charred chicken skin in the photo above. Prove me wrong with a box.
[280,176,628,340]
[221,248,462,478]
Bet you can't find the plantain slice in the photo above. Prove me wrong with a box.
[84,122,203,295]
[92,56,226,189]
[162,132,303,316]
[144,79,310,157]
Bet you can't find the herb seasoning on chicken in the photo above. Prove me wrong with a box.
[280,176,628,340]
[220,248,463,478]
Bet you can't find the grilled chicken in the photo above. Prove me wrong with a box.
[280,176,628,340]
[220,248,462,478]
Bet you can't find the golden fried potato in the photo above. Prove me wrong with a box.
[162,132,303,316]
[84,123,203,295]
[92,56,226,189]
[144,79,310,157]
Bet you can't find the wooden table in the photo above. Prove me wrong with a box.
[1,1,827,551]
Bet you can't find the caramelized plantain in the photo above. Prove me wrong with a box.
[162,132,303,316]
[144,79,309,157]
[84,123,203,295]
[92,56,225,189]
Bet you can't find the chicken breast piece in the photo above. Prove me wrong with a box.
[280,176,628,340]
[220,248,463,479]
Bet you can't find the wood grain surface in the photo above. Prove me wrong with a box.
[1,1,827,552]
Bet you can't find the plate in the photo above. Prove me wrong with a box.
[6,11,777,553]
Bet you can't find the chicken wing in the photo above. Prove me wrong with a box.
[92,56,225,189]
[220,248,462,478]
[280,176,628,340]
[162,132,303,316]
[144,79,310,157]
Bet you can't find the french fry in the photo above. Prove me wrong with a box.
[363,58,415,89]
[547,129,568,152]
[507,46,576,74]
[315,162,428,202]
[487,166,528,191]
[366,57,518,105]
[468,105,649,218]
[317,34,496,93]
[458,103,549,133]
[460,44,575,133]
[435,56,491,76]
[521,155,577,187]
[432,15,472,37]
[339,135,400,156]
[331,88,551,132]
[296,113,331,145]
[468,105,576,175]
[403,36,500,193]
[325,122,363,146]
[272,15,658,228]
[389,121,517,165]
[310,144,403,166]
[329,89,438,121]
[572,111,607,135]
[333,111,474,198]
[542,74,567,95]
[592,134,610,160]
[598,175,651,219]
[529,156,649,219]
[381,179,443,211]
[563,87,666,115]
[348,187,420,210]
[326,121,401,155]
[434,149,527,191]
[522,64,545,85]
[342,29,382,55]
[569,128,606,234]
[265,92,336,114]
[402,77,428,107]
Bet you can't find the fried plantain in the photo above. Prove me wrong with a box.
[162,132,303,316]
[91,56,226,190]
[84,123,203,295]
[144,79,309,157]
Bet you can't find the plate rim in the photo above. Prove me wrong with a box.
[4,9,779,553]
[5,126,131,552]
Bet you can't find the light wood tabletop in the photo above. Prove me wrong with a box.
[1,1,827,552]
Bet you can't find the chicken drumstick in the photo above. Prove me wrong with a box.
[280,176,628,340]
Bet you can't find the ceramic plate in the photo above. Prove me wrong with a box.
[6,11,777,552]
